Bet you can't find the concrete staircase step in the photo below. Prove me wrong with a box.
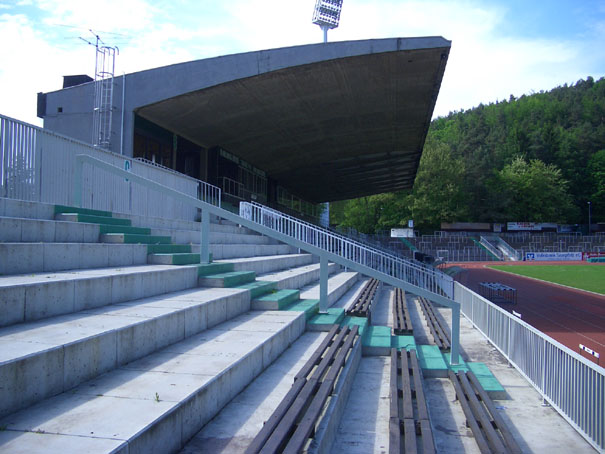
[259,262,339,290]
[0,264,201,327]
[0,286,252,418]
[0,310,307,454]
[0,217,99,243]
[199,271,257,288]
[198,262,235,276]
[148,253,201,265]
[99,224,151,235]
[53,204,111,218]
[147,244,192,254]
[101,233,172,244]
[210,243,297,260]
[55,213,131,226]
[0,242,149,276]
[284,298,320,320]
[252,289,301,310]
[215,253,313,274]
[233,280,277,299]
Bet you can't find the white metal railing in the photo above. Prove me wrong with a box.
[455,282,604,452]
[239,201,454,299]
[248,201,414,263]
[479,236,506,260]
[0,113,221,218]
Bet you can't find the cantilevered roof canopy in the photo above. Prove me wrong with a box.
[136,37,450,203]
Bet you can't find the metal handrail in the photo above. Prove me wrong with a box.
[73,154,461,364]
[240,201,454,298]
[247,201,421,264]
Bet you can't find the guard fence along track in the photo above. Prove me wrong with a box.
[449,370,522,454]
[418,296,451,351]
[246,324,360,454]
[393,287,413,334]
[390,348,436,454]
[346,278,380,320]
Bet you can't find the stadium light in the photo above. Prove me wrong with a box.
[588,201,592,234]
[312,0,344,43]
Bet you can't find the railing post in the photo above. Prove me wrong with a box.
[450,304,460,365]
[200,208,210,263]
[319,254,328,313]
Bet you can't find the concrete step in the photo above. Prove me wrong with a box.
[152,228,279,246]
[100,233,172,244]
[199,271,257,288]
[0,264,201,327]
[215,253,314,274]
[147,244,192,254]
[99,224,151,235]
[252,289,301,310]
[55,213,131,226]
[299,271,360,307]
[210,243,297,260]
[54,204,112,218]
[0,310,307,454]
[0,286,252,418]
[0,216,99,243]
[258,262,339,290]
[148,253,201,265]
[1,255,317,328]
[180,331,328,453]
[0,242,149,275]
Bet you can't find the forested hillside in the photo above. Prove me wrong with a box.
[331,77,605,233]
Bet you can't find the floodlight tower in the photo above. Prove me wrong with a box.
[312,0,344,43]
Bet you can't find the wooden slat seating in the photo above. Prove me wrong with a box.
[390,348,436,454]
[418,296,451,351]
[346,277,380,320]
[246,324,360,454]
[449,370,521,454]
[393,287,413,334]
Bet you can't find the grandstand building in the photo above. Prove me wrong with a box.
[37,37,450,220]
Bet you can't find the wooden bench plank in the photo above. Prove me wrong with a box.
[467,371,522,454]
[294,324,339,382]
[458,371,507,454]
[403,418,418,454]
[409,350,429,421]
[400,349,414,420]
[389,417,401,454]
[448,370,492,454]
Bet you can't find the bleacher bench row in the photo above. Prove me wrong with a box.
[449,370,522,454]
[392,287,413,334]
[346,277,380,320]
[246,324,359,454]
[390,348,435,454]
[418,296,451,351]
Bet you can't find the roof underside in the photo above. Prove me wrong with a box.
[137,41,450,203]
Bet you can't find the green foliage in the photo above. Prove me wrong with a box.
[489,156,577,222]
[332,77,605,233]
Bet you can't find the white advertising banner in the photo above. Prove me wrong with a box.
[525,252,582,261]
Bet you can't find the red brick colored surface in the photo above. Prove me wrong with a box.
[447,261,605,366]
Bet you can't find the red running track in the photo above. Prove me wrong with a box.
[447,261,605,367]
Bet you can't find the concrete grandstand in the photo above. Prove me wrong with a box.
[0,37,602,454]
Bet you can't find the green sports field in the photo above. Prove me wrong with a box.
[488,264,605,295]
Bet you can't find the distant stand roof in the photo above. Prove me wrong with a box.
[134,37,451,203]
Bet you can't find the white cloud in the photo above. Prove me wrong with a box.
[1,0,604,125]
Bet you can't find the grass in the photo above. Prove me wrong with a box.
[488,264,605,295]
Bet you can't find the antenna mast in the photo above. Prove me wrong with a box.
[83,31,118,149]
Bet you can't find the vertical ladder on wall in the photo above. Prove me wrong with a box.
[92,44,117,150]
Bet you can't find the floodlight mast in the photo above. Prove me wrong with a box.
[312,0,344,43]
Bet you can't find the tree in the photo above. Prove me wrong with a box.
[490,156,577,222]
[409,138,469,231]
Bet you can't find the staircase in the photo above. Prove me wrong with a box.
[0,197,360,453]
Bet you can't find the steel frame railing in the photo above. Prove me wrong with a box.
[455,282,604,452]
[246,201,415,263]
[72,154,462,365]
[1,113,221,217]
[239,201,453,299]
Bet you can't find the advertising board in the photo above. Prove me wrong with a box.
[525,252,582,261]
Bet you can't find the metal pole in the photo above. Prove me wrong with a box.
[201,208,210,263]
[320,254,328,313]
[322,25,328,43]
[450,304,460,365]
[588,201,591,234]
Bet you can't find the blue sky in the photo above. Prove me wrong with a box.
[1,0,604,125]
